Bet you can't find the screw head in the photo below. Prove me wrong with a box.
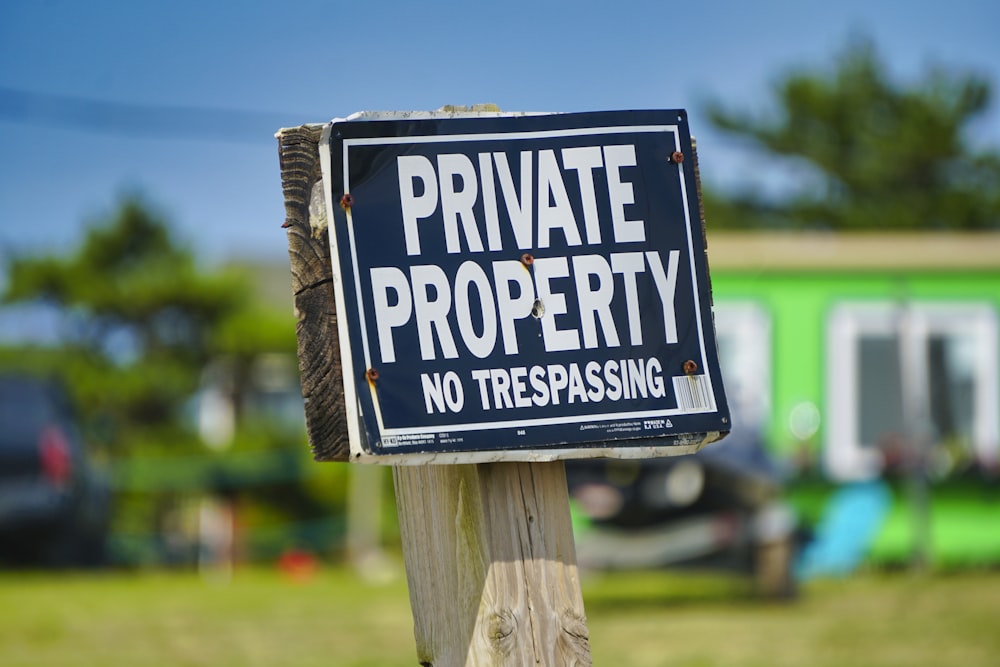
[671,151,685,164]
[366,368,379,382]
[683,359,698,375]
[340,193,354,209]
[520,253,534,266]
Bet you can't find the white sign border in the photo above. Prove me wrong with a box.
[322,113,724,463]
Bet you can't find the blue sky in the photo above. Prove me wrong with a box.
[1,0,998,267]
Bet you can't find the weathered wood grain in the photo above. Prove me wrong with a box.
[393,462,591,666]
[276,124,349,461]
[690,139,715,310]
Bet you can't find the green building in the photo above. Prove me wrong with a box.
[708,232,1000,566]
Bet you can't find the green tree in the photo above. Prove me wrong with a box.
[704,38,1000,230]
[1,196,347,564]
[0,194,323,453]
[3,196,249,438]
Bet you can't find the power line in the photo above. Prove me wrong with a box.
[0,86,300,145]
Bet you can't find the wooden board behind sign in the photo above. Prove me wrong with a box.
[277,123,349,461]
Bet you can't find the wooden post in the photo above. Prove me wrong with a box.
[395,462,589,666]
[277,124,592,666]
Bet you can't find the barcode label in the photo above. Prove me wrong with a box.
[673,374,712,412]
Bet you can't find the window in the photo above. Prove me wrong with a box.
[713,302,772,440]
[827,302,998,481]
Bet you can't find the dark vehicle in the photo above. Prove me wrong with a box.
[0,374,110,567]
[566,432,798,597]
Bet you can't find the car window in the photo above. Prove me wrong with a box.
[0,379,59,447]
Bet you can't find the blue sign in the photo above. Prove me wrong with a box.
[321,110,729,460]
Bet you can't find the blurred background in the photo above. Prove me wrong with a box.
[1,1,999,665]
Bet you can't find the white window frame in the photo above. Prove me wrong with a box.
[713,301,772,436]
[827,301,999,481]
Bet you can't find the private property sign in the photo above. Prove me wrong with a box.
[318,110,729,462]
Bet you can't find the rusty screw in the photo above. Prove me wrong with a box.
[670,151,685,164]
[520,253,534,267]
[340,193,354,210]
[683,359,698,375]
[366,367,379,382]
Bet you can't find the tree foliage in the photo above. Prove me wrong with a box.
[1,195,343,562]
[704,38,1000,230]
[2,195,294,446]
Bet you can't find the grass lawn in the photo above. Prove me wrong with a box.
[2,564,999,666]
